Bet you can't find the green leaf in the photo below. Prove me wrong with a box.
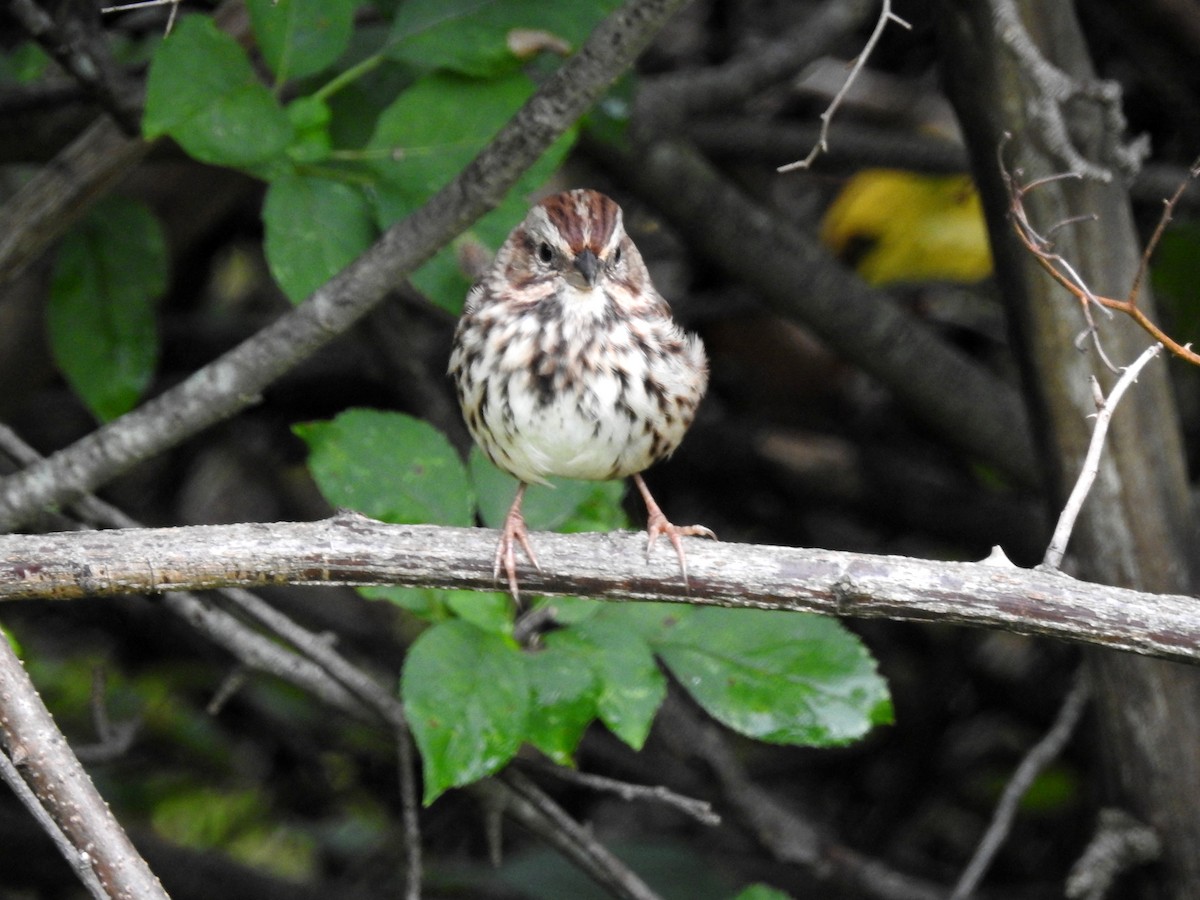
[388,0,622,77]
[363,70,577,311]
[468,447,628,533]
[733,885,793,900]
[359,585,445,619]
[445,590,514,635]
[401,620,529,803]
[48,197,167,421]
[143,15,292,166]
[655,609,892,746]
[367,71,534,219]
[295,409,474,525]
[263,174,376,302]
[524,645,600,765]
[545,607,675,749]
[246,0,356,82]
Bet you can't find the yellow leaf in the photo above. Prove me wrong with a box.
[820,169,992,285]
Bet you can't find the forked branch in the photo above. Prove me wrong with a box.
[1003,149,1200,366]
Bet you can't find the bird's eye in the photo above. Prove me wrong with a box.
[537,242,553,264]
[613,245,623,265]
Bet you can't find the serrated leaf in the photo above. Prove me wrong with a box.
[468,446,628,533]
[656,609,892,746]
[524,645,600,764]
[246,0,356,82]
[143,15,292,166]
[263,174,376,302]
[295,409,474,525]
[388,0,622,77]
[401,620,529,803]
[545,607,676,750]
[48,197,166,421]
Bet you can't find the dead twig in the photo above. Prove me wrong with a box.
[950,669,1090,899]
[777,0,912,172]
[1004,149,1200,367]
[1042,343,1164,571]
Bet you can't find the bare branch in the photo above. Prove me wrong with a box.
[656,699,946,900]
[520,758,721,827]
[0,637,169,899]
[0,746,109,899]
[638,0,877,131]
[4,514,1200,665]
[951,669,1090,899]
[497,769,666,900]
[1066,809,1162,899]
[1004,156,1200,367]
[777,0,912,172]
[1043,343,1163,570]
[990,0,1148,181]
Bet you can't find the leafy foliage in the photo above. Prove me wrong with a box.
[48,197,167,421]
[298,409,891,802]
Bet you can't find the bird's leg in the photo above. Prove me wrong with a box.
[632,473,716,586]
[495,483,541,602]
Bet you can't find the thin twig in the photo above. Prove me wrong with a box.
[950,669,1090,899]
[5,514,1200,664]
[1004,156,1200,367]
[499,769,666,900]
[1128,155,1200,306]
[777,0,912,172]
[521,758,721,826]
[1042,343,1163,570]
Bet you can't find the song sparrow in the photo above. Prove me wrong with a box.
[448,188,713,600]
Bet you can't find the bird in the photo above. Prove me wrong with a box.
[448,188,713,600]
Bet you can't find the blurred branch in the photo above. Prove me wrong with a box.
[777,0,912,172]
[7,0,141,132]
[656,699,945,900]
[0,2,250,287]
[600,137,1040,488]
[636,0,876,130]
[0,425,657,900]
[1043,343,1163,570]
[3,513,1200,664]
[0,637,169,899]
[0,0,692,534]
[950,669,1091,899]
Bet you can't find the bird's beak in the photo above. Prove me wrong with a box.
[573,248,601,288]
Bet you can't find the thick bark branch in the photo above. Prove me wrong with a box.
[3,515,1198,664]
[0,638,169,899]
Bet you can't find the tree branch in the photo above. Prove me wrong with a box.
[3,514,1199,664]
[0,0,690,533]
